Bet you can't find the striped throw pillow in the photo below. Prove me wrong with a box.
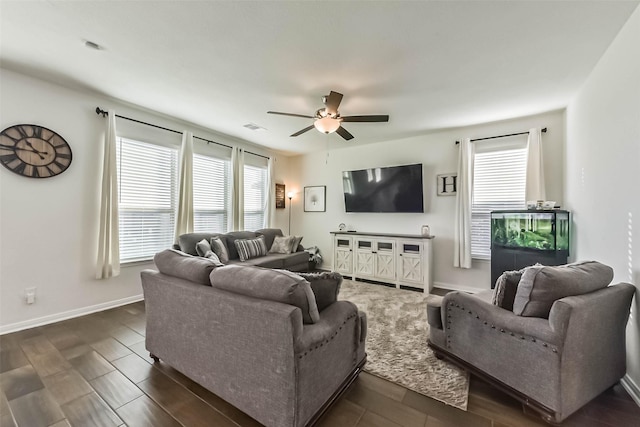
[234,236,268,261]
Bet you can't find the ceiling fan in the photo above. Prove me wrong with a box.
[267,91,389,141]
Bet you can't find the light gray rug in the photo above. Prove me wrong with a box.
[339,279,469,410]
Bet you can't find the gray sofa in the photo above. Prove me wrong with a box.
[141,250,367,427]
[427,261,635,424]
[175,228,308,271]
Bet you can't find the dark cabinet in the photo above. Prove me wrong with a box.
[490,210,570,288]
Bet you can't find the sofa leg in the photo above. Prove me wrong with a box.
[150,353,160,363]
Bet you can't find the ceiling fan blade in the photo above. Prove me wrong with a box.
[290,125,315,137]
[336,126,354,141]
[268,111,315,119]
[341,115,390,123]
[324,91,343,116]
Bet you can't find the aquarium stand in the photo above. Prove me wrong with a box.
[490,210,570,288]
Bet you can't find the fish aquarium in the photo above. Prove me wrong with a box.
[491,210,570,252]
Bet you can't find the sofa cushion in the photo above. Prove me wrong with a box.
[178,232,223,255]
[224,231,259,260]
[297,271,342,312]
[492,269,523,311]
[513,261,614,318]
[227,254,285,269]
[269,235,296,254]
[235,236,268,261]
[210,236,230,263]
[154,249,219,285]
[209,265,320,324]
[255,228,283,251]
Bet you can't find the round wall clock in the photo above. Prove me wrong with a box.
[0,124,72,178]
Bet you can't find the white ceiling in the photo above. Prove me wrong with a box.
[1,1,638,156]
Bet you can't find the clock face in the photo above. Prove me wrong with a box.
[0,124,72,178]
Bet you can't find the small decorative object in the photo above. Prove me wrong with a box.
[436,173,457,196]
[338,223,346,231]
[0,124,72,178]
[421,225,431,236]
[543,201,556,209]
[275,183,286,209]
[536,200,544,210]
[304,186,326,212]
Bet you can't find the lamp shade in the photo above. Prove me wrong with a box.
[314,116,341,134]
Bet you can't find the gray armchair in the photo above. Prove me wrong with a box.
[427,261,635,424]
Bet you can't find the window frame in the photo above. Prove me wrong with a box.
[470,139,528,260]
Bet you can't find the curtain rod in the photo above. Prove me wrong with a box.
[455,127,547,145]
[95,107,270,160]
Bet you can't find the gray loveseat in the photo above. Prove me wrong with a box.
[141,250,367,427]
[427,261,635,424]
[175,228,308,271]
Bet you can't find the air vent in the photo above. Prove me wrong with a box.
[243,123,267,131]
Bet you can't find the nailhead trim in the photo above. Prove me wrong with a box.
[444,299,560,355]
[297,313,357,359]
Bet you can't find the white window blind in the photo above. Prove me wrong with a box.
[117,138,178,262]
[193,154,230,233]
[243,164,267,231]
[471,146,527,259]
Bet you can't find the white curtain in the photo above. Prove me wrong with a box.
[231,147,244,231]
[174,131,194,243]
[96,110,120,279]
[264,157,275,228]
[454,137,474,268]
[525,128,546,202]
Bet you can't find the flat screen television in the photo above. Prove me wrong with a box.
[342,163,424,213]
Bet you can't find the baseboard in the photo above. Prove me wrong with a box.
[621,374,640,407]
[0,294,144,335]
[433,281,482,294]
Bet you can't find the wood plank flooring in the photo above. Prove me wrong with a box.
[1,299,638,427]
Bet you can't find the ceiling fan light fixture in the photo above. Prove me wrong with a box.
[314,116,341,134]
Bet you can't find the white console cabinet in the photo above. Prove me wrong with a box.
[331,232,434,293]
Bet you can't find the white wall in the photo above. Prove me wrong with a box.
[288,110,565,292]
[565,6,640,400]
[0,69,288,332]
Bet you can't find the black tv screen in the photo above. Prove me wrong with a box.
[342,163,424,213]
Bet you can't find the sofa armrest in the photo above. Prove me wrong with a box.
[547,283,635,418]
[295,301,359,353]
[441,292,560,346]
[294,300,365,425]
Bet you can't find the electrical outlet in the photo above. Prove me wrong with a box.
[25,288,36,305]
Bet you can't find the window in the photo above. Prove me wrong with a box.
[117,138,178,262]
[193,154,230,233]
[471,144,527,259]
[243,164,267,231]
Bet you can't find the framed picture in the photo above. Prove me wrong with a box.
[275,183,286,209]
[436,173,457,196]
[304,186,326,212]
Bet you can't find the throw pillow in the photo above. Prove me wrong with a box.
[235,236,268,261]
[195,239,224,266]
[154,249,219,285]
[210,236,230,263]
[269,235,296,254]
[513,260,614,318]
[209,265,320,324]
[297,271,342,312]
[492,269,523,311]
[290,235,303,253]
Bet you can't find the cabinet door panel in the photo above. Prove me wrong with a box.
[335,249,353,274]
[400,254,423,283]
[356,252,374,276]
[376,253,395,279]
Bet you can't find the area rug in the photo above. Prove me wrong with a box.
[339,279,469,410]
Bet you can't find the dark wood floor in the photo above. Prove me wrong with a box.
[1,300,639,427]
